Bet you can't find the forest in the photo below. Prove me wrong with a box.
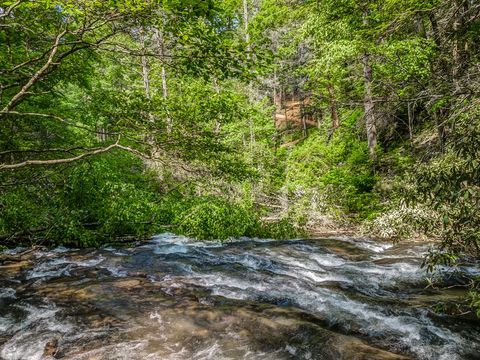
[0,0,480,358]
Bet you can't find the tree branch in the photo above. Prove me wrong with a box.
[0,0,23,19]
[0,139,150,171]
[0,146,99,157]
[1,29,67,114]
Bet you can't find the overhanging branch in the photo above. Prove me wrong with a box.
[1,29,67,114]
[0,139,151,171]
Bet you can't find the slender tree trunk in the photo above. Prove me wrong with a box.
[434,110,446,153]
[414,12,426,38]
[428,11,449,152]
[407,101,414,154]
[153,27,172,132]
[153,28,168,100]
[243,0,251,58]
[326,83,340,131]
[140,31,151,100]
[141,55,151,100]
[428,12,441,48]
[140,30,161,170]
[302,114,307,137]
[362,10,377,163]
[243,0,255,154]
[452,0,467,92]
[362,53,377,162]
[452,5,461,91]
[213,77,222,134]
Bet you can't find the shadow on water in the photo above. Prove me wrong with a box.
[0,234,479,359]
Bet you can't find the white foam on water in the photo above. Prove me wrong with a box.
[26,259,73,280]
[328,236,394,253]
[309,253,346,267]
[53,246,70,253]
[106,266,128,277]
[74,256,105,267]
[66,340,149,360]
[193,273,269,294]
[0,303,74,360]
[292,290,470,360]
[147,233,222,255]
[102,246,130,256]
[342,261,425,284]
[1,234,478,360]
[274,254,321,272]
[2,247,27,255]
[0,314,14,333]
[149,310,163,325]
[0,287,16,299]
[285,344,297,355]
[153,244,189,255]
[190,342,222,359]
[26,255,105,280]
[268,253,350,284]
[180,260,472,360]
[273,266,350,285]
[1,333,50,360]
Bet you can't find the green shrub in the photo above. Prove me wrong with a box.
[173,197,257,240]
[0,152,162,247]
[285,119,379,220]
[169,196,301,240]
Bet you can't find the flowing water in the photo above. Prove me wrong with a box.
[0,234,479,360]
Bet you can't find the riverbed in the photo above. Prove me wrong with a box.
[0,234,479,359]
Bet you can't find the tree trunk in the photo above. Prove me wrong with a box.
[140,31,151,100]
[414,12,426,38]
[452,0,467,92]
[243,0,254,153]
[434,109,446,153]
[327,83,340,131]
[407,101,414,153]
[243,0,251,58]
[362,53,377,162]
[153,27,172,132]
[153,28,168,100]
[452,6,461,91]
[428,12,441,48]
[213,77,222,134]
[362,10,377,163]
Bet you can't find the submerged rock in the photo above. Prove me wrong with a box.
[42,339,58,358]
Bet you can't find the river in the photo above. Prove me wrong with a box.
[0,234,479,359]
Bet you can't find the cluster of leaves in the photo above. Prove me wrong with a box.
[155,194,300,241]
[407,116,480,270]
[0,153,161,247]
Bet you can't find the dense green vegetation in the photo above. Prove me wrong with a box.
[0,1,479,313]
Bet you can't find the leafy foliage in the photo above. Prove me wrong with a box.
[285,116,379,219]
